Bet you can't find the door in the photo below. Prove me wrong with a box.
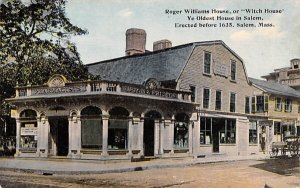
[49,116,69,156]
[143,118,155,156]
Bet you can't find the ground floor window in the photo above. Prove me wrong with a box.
[249,121,258,144]
[220,119,236,144]
[200,117,212,144]
[108,119,128,150]
[81,119,102,149]
[20,122,37,149]
[199,117,236,147]
[274,122,296,141]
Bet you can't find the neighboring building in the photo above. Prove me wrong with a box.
[262,58,300,91]
[250,78,300,151]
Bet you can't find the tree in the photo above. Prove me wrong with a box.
[0,0,89,116]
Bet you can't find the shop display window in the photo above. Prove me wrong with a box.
[20,122,37,149]
[200,117,212,144]
[220,119,236,144]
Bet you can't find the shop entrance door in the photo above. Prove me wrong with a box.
[212,118,224,153]
[49,116,69,156]
[143,118,155,156]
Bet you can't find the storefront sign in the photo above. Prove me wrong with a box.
[21,127,37,136]
[31,85,86,96]
[121,85,177,99]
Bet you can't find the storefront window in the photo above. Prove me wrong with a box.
[108,119,128,149]
[108,107,129,150]
[82,119,102,149]
[81,106,102,149]
[220,119,236,144]
[200,117,212,144]
[174,113,189,149]
[20,122,37,149]
[274,122,296,141]
[20,109,37,150]
[249,121,257,144]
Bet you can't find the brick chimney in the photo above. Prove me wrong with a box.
[153,39,172,51]
[125,28,146,56]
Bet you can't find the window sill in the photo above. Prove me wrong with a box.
[249,144,258,146]
[202,73,212,77]
[200,144,212,147]
[219,143,236,146]
[274,109,282,112]
[230,79,237,83]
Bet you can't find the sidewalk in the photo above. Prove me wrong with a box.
[0,154,269,175]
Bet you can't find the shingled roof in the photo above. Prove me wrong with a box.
[87,43,193,85]
[87,40,245,85]
[249,77,300,98]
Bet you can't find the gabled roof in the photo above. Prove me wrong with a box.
[249,77,300,98]
[87,40,246,85]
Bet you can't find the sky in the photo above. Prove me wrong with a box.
[65,0,300,79]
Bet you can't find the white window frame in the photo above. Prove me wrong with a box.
[203,51,212,75]
[229,92,236,112]
[203,88,210,109]
[230,60,237,81]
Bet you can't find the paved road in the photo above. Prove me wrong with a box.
[0,158,299,188]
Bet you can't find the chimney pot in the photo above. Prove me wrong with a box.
[125,28,146,56]
[153,39,172,51]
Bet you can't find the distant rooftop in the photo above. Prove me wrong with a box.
[249,77,300,98]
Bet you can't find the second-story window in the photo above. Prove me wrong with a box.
[215,90,222,110]
[245,96,250,114]
[204,52,211,74]
[190,86,196,102]
[285,98,292,112]
[230,92,236,112]
[298,101,300,113]
[256,96,264,112]
[230,61,236,81]
[275,97,282,111]
[203,88,210,109]
[252,95,268,113]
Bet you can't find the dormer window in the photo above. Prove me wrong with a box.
[294,64,299,69]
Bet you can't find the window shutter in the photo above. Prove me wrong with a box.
[251,96,256,113]
[264,95,269,112]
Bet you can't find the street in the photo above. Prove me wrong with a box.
[0,158,299,188]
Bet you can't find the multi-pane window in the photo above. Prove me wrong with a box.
[245,96,250,114]
[200,118,212,144]
[230,61,236,81]
[253,95,268,113]
[275,97,282,111]
[203,88,210,109]
[249,121,257,144]
[256,96,264,112]
[190,86,196,102]
[204,52,211,74]
[220,119,236,144]
[285,98,292,112]
[230,93,236,112]
[215,90,222,110]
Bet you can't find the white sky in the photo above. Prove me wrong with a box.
[66,0,300,79]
